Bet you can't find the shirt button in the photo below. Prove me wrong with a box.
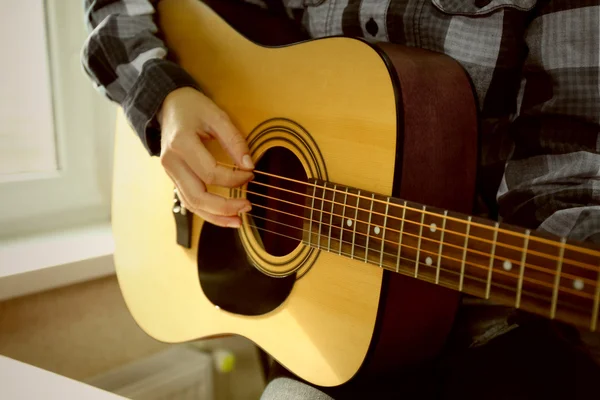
[366,17,379,37]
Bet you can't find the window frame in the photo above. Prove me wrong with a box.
[0,0,116,239]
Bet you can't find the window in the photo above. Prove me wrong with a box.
[0,1,116,239]
[0,3,56,177]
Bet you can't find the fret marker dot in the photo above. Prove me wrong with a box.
[425,256,433,266]
[430,223,437,233]
[346,219,353,227]
[374,226,381,235]
[573,279,584,291]
[502,260,512,271]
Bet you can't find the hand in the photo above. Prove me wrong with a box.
[158,87,254,228]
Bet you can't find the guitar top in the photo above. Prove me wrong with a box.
[111,0,600,387]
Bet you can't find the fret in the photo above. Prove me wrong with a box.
[308,182,317,247]
[515,229,531,309]
[317,182,327,249]
[490,229,526,308]
[327,184,336,251]
[302,179,600,331]
[350,190,360,260]
[485,222,499,299]
[556,242,600,329]
[550,237,566,319]
[395,200,407,273]
[414,205,426,278]
[379,198,390,268]
[592,267,600,331]
[435,210,448,285]
[364,194,375,263]
[338,187,348,256]
[458,216,472,292]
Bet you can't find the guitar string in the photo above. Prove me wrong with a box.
[241,179,599,272]
[240,187,600,285]
[247,220,559,306]
[244,187,599,281]
[244,204,596,300]
[219,161,600,260]
[251,168,600,258]
[245,217,596,316]
[245,179,599,271]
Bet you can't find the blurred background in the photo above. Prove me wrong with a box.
[0,1,265,398]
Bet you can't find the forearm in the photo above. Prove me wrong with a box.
[81,0,199,155]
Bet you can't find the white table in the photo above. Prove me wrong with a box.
[0,356,124,399]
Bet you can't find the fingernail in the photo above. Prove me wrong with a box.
[228,220,241,228]
[242,155,254,170]
[240,205,252,213]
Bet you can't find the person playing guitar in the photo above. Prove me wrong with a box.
[82,0,600,397]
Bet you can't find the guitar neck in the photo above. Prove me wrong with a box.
[302,179,600,331]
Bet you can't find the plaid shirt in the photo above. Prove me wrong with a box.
[81,0,600,353]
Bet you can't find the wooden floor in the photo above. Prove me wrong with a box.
[190,336,266,400]
[0,275,266,400]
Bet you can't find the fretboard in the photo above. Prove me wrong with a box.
[302,179,600,331]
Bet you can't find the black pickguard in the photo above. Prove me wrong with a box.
[197,222,296,315]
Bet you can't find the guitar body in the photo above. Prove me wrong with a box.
[112,0,478,387]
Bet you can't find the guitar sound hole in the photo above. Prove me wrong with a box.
[247,147,307,257]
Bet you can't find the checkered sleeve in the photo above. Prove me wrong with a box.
[497,1,600,244]
[81,0,200,155]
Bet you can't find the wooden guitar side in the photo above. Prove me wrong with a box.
[111,0,477,387]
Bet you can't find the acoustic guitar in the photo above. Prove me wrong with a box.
[112,0,600,387]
